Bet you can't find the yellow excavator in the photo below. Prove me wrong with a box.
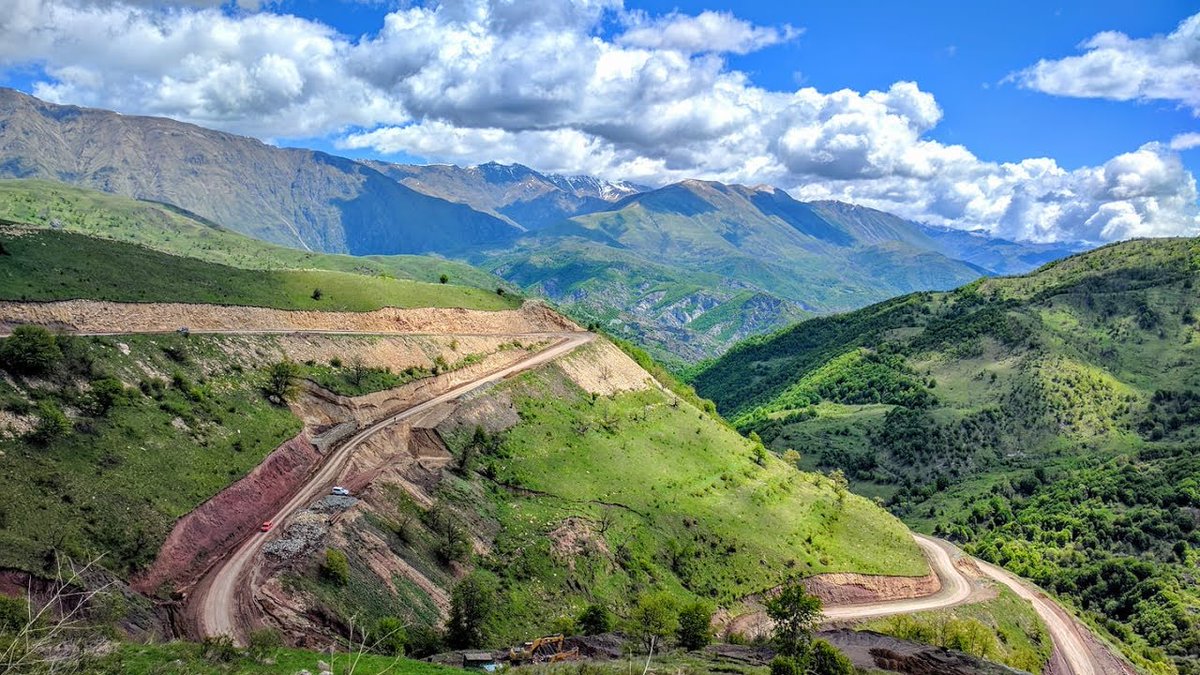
[507,635,580,664]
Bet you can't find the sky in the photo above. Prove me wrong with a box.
[1,0,1198,244]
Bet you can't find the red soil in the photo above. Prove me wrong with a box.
[132,435,321,596]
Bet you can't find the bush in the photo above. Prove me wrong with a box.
[406,624,445,658]
[201,635,240,663]
[677,601,714,650]
[247,627,282,662]
[264,360,299,405]
[769,655,801,675]
[0,325,61,375]
[440,274,449,284]
[320,548,350,586]
[30,401,70,444]
[374,616,407,656]
[629,592,679,652]
[578,604,614,635]
[86,377,128,416]
[0,595,30,633]
[447,572,497,649]
[808,639,854,675]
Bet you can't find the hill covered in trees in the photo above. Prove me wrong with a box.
[692,238,1200,674]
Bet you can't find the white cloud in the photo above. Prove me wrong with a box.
[616,10,800,55]
[1170,132,1200,150]
[0,0,1197,243]
[1013,12,1200,114]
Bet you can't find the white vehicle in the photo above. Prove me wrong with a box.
[331,486,350,496]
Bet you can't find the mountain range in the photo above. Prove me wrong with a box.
[0,88,1079,360]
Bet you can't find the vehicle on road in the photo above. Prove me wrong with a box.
[260,521,272,532]
[331,486,350,496]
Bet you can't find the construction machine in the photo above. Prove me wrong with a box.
[507,634,579,664]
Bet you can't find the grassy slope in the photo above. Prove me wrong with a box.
[0,178,510,292]
[860,587,1053,673]
[0,333,301,577]
[692,237,1200,673]
[0,227,519,311]
[97,640,460,675]
[305,347,926,647]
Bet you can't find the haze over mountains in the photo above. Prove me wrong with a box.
[0,88,1078,360]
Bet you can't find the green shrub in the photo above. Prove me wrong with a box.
[0,325,61,375]
[320,548,350,586]
[677,601,714,650]
[629,592,679,652]
[808,639,854,674]
[246,627,282,662]
[30,400,70,444]
[0,595,30,633]
[578,604,614,635]
[374,616,407,656]
[769,655,801,675]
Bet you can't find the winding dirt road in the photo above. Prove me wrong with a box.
[822,534,1126,675]
[191,332,595,643]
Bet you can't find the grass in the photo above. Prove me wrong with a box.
[0,333,302,577]
[858,587,1053,673]
[422,355,926,643]
[0,227,519,311]
[95,639,460,674]
[0,178,508,292]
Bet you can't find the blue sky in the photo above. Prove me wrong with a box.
[0,0,1197,243]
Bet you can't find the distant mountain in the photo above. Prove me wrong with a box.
[481,180,1010,361]
[362,160,644,230]
[0,88,518,255]
[0,90,1078,362]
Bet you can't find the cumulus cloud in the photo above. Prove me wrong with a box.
[1013,12,1200,114]
[1171,132,1200,150]
[617,10,801,55]
[0,0,1197,243]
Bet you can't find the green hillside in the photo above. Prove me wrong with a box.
[485,180,992,363]
[692,237,1200,673]
[0,226,518,311]
[0,179,510,292]
[294,342,927,649]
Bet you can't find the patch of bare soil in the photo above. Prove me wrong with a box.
[718,571,940,641]
[551,339,655,395]
[133,435,322,596]
[0,299,578,335]
[548,517,612,572]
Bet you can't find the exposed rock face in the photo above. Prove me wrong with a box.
[804,571,940,606]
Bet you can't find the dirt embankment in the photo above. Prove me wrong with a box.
[133,435,322,596]
[718,571,941,640]
[805,571,940,606]
[0,299,579,335]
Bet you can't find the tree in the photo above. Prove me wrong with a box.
[807,639,854,674]
[677,601,714,650]
[264,360,299,404]
[374,616,407,656]
[495,287,506,297]
[439,274,449,284]
[321,548,350,586]
[447,572,497,649]
[0,325,61,375]
[311,287,323,301]
[630,592,679,652]
[578,604,614,636]
[766,582,821,657]
[348,355,369,388]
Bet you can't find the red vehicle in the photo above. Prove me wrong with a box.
[260,521,272,532]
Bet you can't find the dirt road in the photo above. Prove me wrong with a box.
[976,559,1134,675]
[822,535,972,621]
[192,332,594,643]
